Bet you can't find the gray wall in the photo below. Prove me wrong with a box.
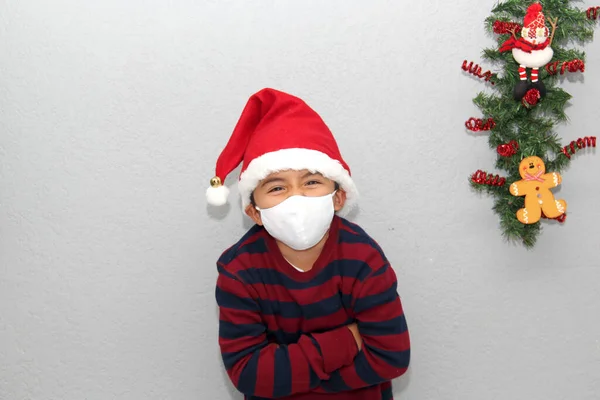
[1,1,599,399]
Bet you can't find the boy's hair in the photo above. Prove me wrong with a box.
[250,181,340,206]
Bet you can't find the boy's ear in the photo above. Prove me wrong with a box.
[333,189,347,212]
[245,204,263,226]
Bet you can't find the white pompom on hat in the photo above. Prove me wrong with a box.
[206,88,358,216]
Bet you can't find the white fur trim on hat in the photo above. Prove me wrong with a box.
[238,148,358,217]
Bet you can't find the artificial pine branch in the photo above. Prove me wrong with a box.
[467,0,597,248]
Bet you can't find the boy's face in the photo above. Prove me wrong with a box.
[245,169,346,226]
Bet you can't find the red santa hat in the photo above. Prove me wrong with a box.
[206,88,358,216]
[523,3,549,39]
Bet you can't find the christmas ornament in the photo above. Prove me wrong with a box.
[499,3,558,100]
[461,0,597,247]
[509,156,566,224]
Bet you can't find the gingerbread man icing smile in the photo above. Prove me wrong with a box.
[509,156,567,224]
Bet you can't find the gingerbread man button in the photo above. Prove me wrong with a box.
[509,156,566,224]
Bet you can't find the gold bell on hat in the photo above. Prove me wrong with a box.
[210,176,222,188]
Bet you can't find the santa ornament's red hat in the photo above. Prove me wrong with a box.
[206,88,358,216]
[523,3,548,37]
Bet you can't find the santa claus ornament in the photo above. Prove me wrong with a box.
[499,3,558,100]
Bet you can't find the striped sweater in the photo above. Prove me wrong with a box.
[215,216,410,399]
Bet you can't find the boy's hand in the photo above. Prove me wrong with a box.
[346,323,362,351]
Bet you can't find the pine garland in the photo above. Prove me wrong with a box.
[465,0,597,248]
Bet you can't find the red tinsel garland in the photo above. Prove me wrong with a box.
[546,59,585,75]
[493,20,522,34]
[561,136,597,159]
[471,170,506,187]
[587,6,600,20]
[465,117,496,132]
[462,60,495,85]
[497,140,519,157]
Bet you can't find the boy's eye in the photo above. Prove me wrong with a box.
[306,180,321,186]
[268,186,284,193]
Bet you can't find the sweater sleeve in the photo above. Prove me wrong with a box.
[216,265,359,398]
[315,262,410,393]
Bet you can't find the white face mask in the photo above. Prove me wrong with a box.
[256,192,336,251]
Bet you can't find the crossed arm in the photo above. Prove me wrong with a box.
[216,262,410,398]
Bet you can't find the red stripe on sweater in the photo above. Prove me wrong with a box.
[363,349,408,381]
[290,345,311,393]
[357,297,403,323]
[228,352,252,388]
[255,347,276,397]
[353,266,397,302]
[217,273,255,299]
[220,307,263,326]
[365,331,411,352]
[223,233,387,274]
[251,277,355,304]
[222,239,386,275]
[219,335,265,355]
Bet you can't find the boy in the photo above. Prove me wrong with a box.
[206,88,410,399]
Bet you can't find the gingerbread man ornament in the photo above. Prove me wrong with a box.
[509,156,566,224]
